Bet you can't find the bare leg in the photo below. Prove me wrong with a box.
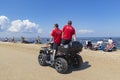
[52,50,56,61]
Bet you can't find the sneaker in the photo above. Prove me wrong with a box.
[50,61,55,67]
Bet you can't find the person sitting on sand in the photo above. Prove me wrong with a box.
[92,41,103,50]
[104,42,115,52]
[85,41,92,49]
[21,36,25,43]
[36,36,41,44]
[10,36,15,43]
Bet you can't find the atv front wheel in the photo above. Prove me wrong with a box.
[55,58,68,74]
[38,53,48,66]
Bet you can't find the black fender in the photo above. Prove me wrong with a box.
[39,50,45,54]
[55,55,71,65]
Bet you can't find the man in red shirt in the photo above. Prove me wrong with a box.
[50,23,62,62]
[62,20,76,45]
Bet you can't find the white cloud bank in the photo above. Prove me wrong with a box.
[78,29,94,34]
[0,16,9,31]
[0,15,42,33]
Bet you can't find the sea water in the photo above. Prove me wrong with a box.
[0,37,120,49]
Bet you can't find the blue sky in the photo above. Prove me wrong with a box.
[0,0,120,38]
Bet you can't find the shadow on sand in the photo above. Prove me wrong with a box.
[66,61,91,74]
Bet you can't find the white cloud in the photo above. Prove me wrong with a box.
[8,20,23,32]
[38,28,43,33]
[0,15,42,34]
[0,16,9,31]
[8,19,40,33]
[78,29,94,34]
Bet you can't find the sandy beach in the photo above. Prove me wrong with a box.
[0,42,120,80]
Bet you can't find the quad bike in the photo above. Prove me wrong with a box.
[38,41,83,74]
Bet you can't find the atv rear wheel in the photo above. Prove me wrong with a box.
[72,54,83,68]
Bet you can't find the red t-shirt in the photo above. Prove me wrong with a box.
[62,25,75,40]
[51,28,62,44]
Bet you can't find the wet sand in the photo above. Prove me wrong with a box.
[0,42,120,80]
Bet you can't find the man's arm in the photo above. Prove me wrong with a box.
[73,27,76,41]
[49,36,53,42]
[73,34,76,41]
[62,32,64,39]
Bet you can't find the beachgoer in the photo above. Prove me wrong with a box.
[93,41,103,50]
[108,37,113,45]
[104,42,115,52]
[49,23,62,63]
[21,36,25,43]
[86,41,92,49]
[61,20,76,45]
[11,36,15,42]
[97,41,103,46]
[36,36,41,44]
